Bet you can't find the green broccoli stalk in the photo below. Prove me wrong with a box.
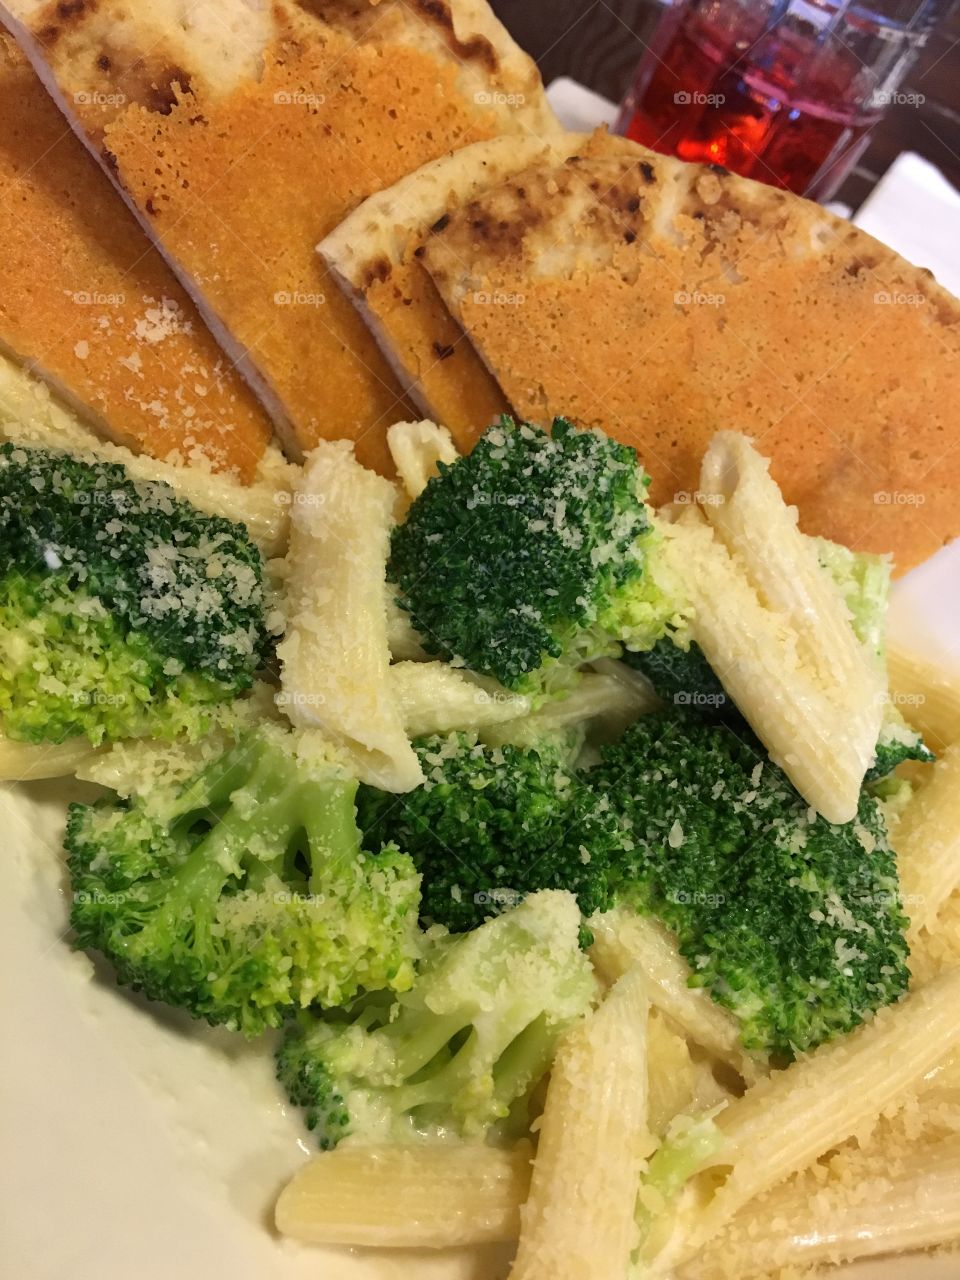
[388,417,687,699]
[276,890,596,1148]
[67,723,422,1036]
[0,444,270,745]
[634,1111,726,1264]
[356,732,623,933]
[593,711,911,1058]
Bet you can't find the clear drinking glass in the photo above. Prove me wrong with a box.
[616,0,945,201]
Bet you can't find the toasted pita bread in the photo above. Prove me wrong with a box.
[420,150,960,572]
[0,33,271,480]
[0,0,557,472]
[319,128,637,448]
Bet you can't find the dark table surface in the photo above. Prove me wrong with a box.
[491,0,960,209]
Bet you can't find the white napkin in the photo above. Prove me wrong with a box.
[853,151,960,298]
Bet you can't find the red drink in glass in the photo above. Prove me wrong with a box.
[617,0,941,201]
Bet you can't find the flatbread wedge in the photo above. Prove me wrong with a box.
[0,32,271,480]
[420,150,960,572]
[319,128,638,449]
[0,0,557,473]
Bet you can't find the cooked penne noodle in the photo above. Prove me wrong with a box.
[0,731,102,781]
[660,512,873,823]
[510,967,649,1280]
[0,352,294,553]
[699,432,882,711]
[683,967,960,1254]
[384,584,430,661]
[276,443,423,792]
[389,661,530,737]
[482,670,657,749]
[888,644,960,751]
[688,1135,960,1278]
[892,742,960,936]
[275,1143,531,1247]
[387,419,459,501]
[646,1010,733,1137]
[588,908,765,1084]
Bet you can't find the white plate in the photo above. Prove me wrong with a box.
[2,542,958,1280]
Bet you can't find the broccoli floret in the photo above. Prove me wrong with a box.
[593,711,910,1058]
[356,732,622,932]
[867,708,935,781]
[0,444,270,745]
[814,537,891,661]
[388,417,685,697]
[276,890,595,1148]
[622,636,733,718]
[67,723,422,1035]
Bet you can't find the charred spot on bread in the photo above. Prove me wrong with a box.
[411,0,500,75]
[363,257,392,288]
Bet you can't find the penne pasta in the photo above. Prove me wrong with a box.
[389,661,530,737]
[659,510,874,823]
[681,966,960,1255]
[276,443,423,792]
[275,1143,531,1247]
[386,419,459,501]
[0,731,102,781]
[646,1010,734,1137]
[888,644,960,751]
[510,967,649,1280]
[688,1135,960,1278]
[892,742,960,936]
[384,584,430,661]
[699,432,883,710]
[588,909,766,1085]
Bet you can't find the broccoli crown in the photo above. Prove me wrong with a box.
[593,711,910,1057]
[0,444,270,745]
[276,890,595,1148]
[356,732,622,931]
[623,636,733,718]
[388,416,677,694]
[67,723,422,1036]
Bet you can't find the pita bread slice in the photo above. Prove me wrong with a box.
[319,128,638,449]
[420,150,960,573]
[0,0,557,473]
[0,32,271,480]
